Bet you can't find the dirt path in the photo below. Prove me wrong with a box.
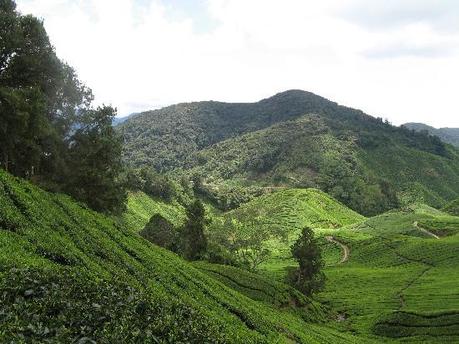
[325,236,350,264]
[413,221,440,239]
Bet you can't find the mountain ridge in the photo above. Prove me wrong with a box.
[403,122,459,147]
[118,90,459,215]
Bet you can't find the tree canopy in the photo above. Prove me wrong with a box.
[0,1,125,213]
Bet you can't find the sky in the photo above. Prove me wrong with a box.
[16,0,459,127]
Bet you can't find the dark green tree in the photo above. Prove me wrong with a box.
[65,106,126,213]
[181,200,208,260]
[0,0,91,179]
[141,214,178,252]
[287,227,325,296]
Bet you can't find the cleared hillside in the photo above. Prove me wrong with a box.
[0,169,370,343]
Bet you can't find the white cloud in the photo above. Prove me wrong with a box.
[16,0,459,127]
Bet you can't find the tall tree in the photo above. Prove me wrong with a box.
[65,106,126,214]
[181,200,208,260]
[288,227,325,296]
[0,1,91,178]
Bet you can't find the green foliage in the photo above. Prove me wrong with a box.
[211,216,273,271]
[194,261,325,322]
[122,191,186,232]
[140,214,178,252]
[0,168,368,343]
[124,167,176,202]
[0,3,125,213]
[118,90,458,215]
[0,268,226,343]
[206,188,363,276]
[443,198,459,216]
[404,122,459,147]
[287,227,325,296]
[64,106,126,214]
[314,206,459,339]
[192,177,265,211]
[181,200,208,261]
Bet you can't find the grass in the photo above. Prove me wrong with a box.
[0,169,372,343]
[121,191,186,231]
[213,185,459,342]
[316,207,459,342]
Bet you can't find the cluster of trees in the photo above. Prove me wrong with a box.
[0,1,125,213]
[142,201,324,296]
[141,200,208,261]
[191,174,264,211]
[124,167,176,202]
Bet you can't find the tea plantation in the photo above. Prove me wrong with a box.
[0,169,372,343]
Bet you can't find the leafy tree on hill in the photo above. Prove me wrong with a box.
[287,227,325,296]
[181,200,208,260]
[209,215,279,271]
[141,214,178,252]
[0,1,125,213]
[64,106,126,214]
[124,167,176,202]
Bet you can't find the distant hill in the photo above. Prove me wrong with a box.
[112,113,137,126]
[118,90,459,215]
[403,122,459,147]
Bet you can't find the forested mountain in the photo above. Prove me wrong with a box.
[119,90,459,215]
[403,122,459,147]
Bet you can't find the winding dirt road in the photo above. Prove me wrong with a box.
[325,236,350,264]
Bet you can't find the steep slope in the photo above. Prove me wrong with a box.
[0,169,368,343]
[404,122,459,147]
[119,90,459,215]
[443,198,459,216]
[122,191,186,231]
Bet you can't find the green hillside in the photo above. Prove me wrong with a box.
[316,206,459,342]
[443,199,459,216]
[209,188,363,278]
[122,191,186,231]
[119,90,459,215]
[404,123,459,147]
[222,188,364,234]
[0,169,372,343]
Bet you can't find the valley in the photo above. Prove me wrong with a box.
[2,2,459,341]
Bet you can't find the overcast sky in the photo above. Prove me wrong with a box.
[17,0,459,127]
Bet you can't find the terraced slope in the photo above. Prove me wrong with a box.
[224,188,364,232]
[122,191,186,231]
[0,169,369,343]
[213,188,364,278]
[317,207,459,342]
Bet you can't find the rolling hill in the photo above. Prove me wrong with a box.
[403,122,459,147]
[214,189,459,342]
[317,206,459,342]
[118,90,459,215]
[0,168,371,343]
